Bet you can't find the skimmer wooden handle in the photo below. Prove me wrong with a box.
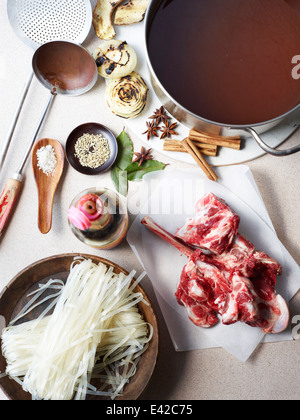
[0,176,22,236]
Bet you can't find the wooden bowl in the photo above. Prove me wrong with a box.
[0,254,159,400]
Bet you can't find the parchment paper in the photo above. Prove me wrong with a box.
[127,165,300,362]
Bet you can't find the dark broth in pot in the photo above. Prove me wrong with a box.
[147,0,300,126]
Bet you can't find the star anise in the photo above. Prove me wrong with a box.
[149,106,170,125]
[132,147,153,166]
[142,120,160,141]
[160,120,179,139]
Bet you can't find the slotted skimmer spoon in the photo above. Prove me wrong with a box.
[1,0,92,169]
[0,40,98,237]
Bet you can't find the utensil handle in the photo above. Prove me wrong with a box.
[243,127,300,156]
[38,191,54,235]
[0,174,22,236]
[17,92,56,175]
[0,71,34,169]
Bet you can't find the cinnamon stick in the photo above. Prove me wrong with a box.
[182,138,218,182]
[191,128,240,140]
[189,129,241,150]
[163,139,217,156]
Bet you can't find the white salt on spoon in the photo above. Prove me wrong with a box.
[36,144,57,175]
[32,138,65,234]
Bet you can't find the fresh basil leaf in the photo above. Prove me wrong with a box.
[125,160,167,181]
[110,166,128,196]
[115,129,134,171]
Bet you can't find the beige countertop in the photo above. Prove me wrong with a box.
[1,0,300,401]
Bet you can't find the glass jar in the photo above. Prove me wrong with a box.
[68,187,128,250]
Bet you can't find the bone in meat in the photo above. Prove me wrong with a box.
[175,193,240,255]
[141,214,289,334]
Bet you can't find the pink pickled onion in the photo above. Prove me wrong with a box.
[76,194,103,222]
[68,206,91,231]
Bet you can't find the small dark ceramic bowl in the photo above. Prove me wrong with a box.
[66,123,118,175]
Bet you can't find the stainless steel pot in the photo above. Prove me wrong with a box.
[144,0,300,157]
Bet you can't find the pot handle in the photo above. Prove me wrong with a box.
[243,127,300,156]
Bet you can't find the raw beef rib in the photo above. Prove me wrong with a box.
[141,215,289,334]
[140,216,218,328]
[175,193,240,255]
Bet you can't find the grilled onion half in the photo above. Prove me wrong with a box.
[93,40,137,79]
[106,71,148,119]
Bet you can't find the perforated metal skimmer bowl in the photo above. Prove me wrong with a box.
[7,0,92,49]
[0,0,92,170]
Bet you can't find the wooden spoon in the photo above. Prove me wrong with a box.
[32,139,65,234]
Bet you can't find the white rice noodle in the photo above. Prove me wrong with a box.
[1,258,152,400]
[9,279,64,326]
